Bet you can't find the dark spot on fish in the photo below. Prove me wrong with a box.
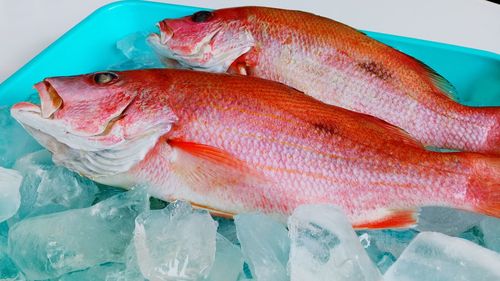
[313,122,339,135]
[191,11,213,23]
[357,61,392,81]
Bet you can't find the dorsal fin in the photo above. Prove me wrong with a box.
[391,46,458,101]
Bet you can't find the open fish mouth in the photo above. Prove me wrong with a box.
[34,80,63,119]
[10,82,171,184]
[147,26,222,68]
[148,24,254,73]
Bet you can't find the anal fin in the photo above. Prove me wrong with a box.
[353,209,418,230]
[191,202,235,219]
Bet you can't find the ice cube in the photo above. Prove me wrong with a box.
[8,189,148,280]
[8,151,98,225]
[204,234,244,281]
[0,167,22,223]
[112,32,164,70]
[57,263,125,281]
[0,222,7,241]
[133,201,217,281]
[384,232,500,281]
[480,217,500,253]
[1,227,23,281]
[33,166,99,214]
[288,204,381,281]
[0,105,41,168]
[105,244,146,281]
[0,250,23,281]
[234,213,289,281]
[357,229,418,273]
[416,206,483,236]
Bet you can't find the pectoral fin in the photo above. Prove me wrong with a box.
[168,139,264,191]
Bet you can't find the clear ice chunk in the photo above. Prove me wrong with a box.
[204,234,244,281]
[106,244,146,281]
[112,32,164,70]
[0,167,22,223]
[416,206,483,236]
[357,229,418,273]
[235,213,289,281]
[384,231,500,281]
[480,217,500,253]
[0,250,23,281]
[0,104,41,168]
[57,263,125,281]
[8,150,98,225]
[133,201,217,281]
[1,226,23,281]
[8,189,148,280]
[288,204,381,281]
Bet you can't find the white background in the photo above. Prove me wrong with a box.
[0,0,499,83]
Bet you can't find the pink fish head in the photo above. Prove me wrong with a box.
[148,9,255,72]
[11,70,177,185]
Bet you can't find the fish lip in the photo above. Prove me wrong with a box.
[34,80,62,118]
[148,22,222,60]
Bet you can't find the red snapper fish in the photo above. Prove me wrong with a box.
[11,69,500,229]
[149,7,500,154]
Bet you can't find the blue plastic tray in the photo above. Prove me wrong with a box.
[0,0,499,106]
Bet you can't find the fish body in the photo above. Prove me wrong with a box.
[150,7,500,154]
[11,69,500,229]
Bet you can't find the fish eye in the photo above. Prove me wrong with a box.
[191,10,213,23]
[93,72,118,85]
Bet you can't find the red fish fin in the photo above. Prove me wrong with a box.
[228,49,258,75]
[191,202,235,219]
[168,139,264,189]
[467,155,500,218]
[353,209,418,230]
[398,52,458,101]
[354,112,423,149]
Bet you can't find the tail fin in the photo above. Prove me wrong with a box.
[467,155,500,218]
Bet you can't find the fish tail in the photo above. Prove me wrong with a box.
[466,154,500,218]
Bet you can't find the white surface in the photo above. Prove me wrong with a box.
[0,0,499,83]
